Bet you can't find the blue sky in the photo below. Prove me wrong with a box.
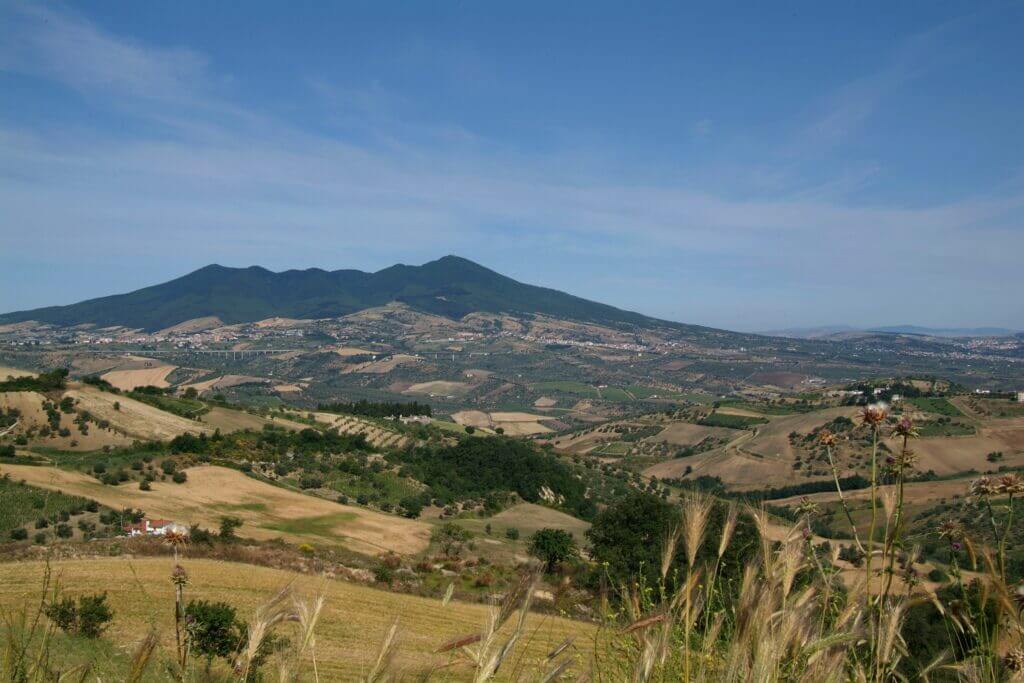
[1,1,1022,331]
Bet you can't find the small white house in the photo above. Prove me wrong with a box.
[122,519,175,537]
[1017,391,1024,403]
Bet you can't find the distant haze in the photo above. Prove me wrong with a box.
[1,2,1022,331]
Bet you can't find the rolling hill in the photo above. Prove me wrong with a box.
[0,256,709,333]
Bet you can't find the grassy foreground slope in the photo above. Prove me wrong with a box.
[0,464,430,555]
[0,558,595,680]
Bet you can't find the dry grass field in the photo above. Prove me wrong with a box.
[451,410,552,435]
[342,354,421,374]
[0,364,37,379]
[0,464,430,555]
[0,558,597,680]
[100,363,177,391]
[453,503,592,563]
[644,407,861,488]
[182,374,269,394]
[66,386,206,441]
[0,390,135,450]
[403,380,474,396]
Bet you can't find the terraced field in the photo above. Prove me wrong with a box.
[310,412,411,449]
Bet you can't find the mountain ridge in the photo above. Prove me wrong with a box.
[0,256,707,333]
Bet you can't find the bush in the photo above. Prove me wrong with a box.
[399,495,424,518]
[160,460,177,474]
[373,563,395,584]
[184,600,241,660]
[33,532,46,544]
[55,523,73,539]
[172,471,187,484]
[44,593,113,638]
[219,516,243,540]
[139,480,151,491]
[10,528,28,541]
[505,527,520,541]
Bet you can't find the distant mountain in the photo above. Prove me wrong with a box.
[0,256,706,333]
[763,324,1019,339]
[867,325,1020,338]
[759,325,860,339]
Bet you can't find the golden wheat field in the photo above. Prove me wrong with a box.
[0,558,597,680]
[0,464,431,556]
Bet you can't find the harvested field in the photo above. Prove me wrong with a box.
[182,374,269,394]
[0,365,36,379]
[65,386,205,441]
[907,422,1024,474]
[0,390,134,451]
[0,558,595,680]
[770,476,975,507]
[534,396,557,408]
[343,354,421,374]
[100,364,176,391]
[0,464,430,555]
[199,406,307,433]
[451,410,552,435]
[154,316,223,335]
[403,380,473,396]
[655,421,734,446]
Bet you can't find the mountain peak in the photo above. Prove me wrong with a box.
[0,256,688,333]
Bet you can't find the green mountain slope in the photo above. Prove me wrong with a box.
[0,256,705,333]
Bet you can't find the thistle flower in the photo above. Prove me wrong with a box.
[171,564,189,588]
[891,416,918,439]
[163,524,190,548]
[795,496,819,517]
[860,403,888,427]
[818,429,839,447]
[999,473,1024,495]
[937,520,964,542]
[969,477,999,498]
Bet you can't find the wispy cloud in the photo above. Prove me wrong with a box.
[0,3,1021,329]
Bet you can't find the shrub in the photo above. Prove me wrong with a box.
[139,480,151,491]
[505,527,520,541]
[373,563,395,585]
[218,516,243,540]
[160,460,177,474]
[10,528,28,541]
[184,600,241,660]
[33,532,46,544]
[44,593,113,638]
[55,523,73,539]
[172,471,187,484]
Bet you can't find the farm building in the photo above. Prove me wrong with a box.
[122,519,176,537]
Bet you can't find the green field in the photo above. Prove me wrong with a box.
[127,392,210,419]
[0,475,98,535]
[532,381,601,398]
[917,420,975,437]
[697,412,769,429]
[592,442,630,456]
[906,397,962,417]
